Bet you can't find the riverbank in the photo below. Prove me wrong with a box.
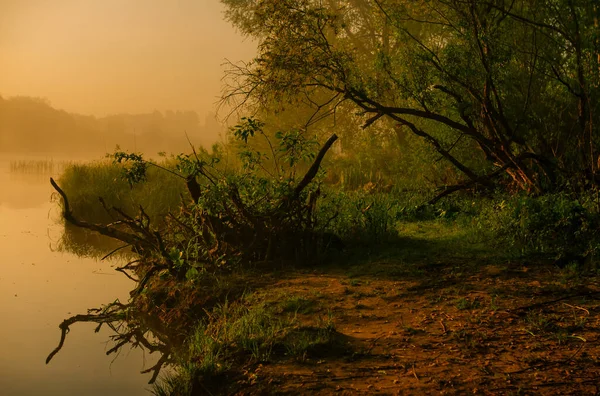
[150,222,600,395]
[49,143,600,395]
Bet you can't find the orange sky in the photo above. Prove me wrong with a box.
[0,0,256,118]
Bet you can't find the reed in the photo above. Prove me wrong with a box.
[9,159,74,174]
[57,159,186,225]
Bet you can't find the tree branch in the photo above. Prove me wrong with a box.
[294,134,338,198]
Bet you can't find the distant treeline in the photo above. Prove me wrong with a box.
[0,95,223,156]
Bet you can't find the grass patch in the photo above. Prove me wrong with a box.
[279,296,316,314]
[55,159,187,257]
[455,297,481,310]
[152,298,346,395]
[57,160,186,224]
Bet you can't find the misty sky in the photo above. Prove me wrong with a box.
[0,0,256,118]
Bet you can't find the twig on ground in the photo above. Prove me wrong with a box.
[440,319,447,334]
[411,362,419,380]
[366,335,385,354]
[508,291,600,313]
[563,303,590,315]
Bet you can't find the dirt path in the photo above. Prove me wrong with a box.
[240,261,600,395]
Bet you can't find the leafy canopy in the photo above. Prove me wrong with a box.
[222,0,600,195]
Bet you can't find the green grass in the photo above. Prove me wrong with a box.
[339,217,509,282]
[455,297,481,310]
[57,160,186,224]
[279,296,316,314]
[55,159,187,257]
[152,298,344,395]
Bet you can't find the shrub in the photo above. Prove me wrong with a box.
[487,192,600,261]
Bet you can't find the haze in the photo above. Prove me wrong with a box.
[0,0,256,118]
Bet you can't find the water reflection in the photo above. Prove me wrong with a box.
[57,223,133,260]
[0,157,155,395]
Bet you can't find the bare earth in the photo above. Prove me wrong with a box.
[237,259,600,395]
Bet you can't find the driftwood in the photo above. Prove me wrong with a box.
[50,133,338,250]
[47,134,339,383]
[51,177,177,279]
[51,178,142,246]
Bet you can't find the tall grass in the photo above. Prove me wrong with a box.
[57,160,186,225]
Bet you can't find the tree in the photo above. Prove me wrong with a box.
[221,0,599,198]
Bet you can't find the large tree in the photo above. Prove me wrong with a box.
[221,0,599,197]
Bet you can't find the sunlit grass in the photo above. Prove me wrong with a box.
[57,159,187,225]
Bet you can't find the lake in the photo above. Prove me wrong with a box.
[0,155,155,395]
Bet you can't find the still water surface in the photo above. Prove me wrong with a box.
[0,156,154,395]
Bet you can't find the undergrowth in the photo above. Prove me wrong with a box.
[151,298,343,395]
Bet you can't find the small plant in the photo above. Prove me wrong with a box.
[280,296,316,314]
[455,297,480,310]
[282,323,340,361]
[349,279,361,287]
[524,311,559,334]
[489,296,499,311]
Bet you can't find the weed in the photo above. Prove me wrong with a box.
[455,298,481,310]
[451,328,487,349]
[524,311,559,334]
[318,309,336,332]
[151,369,194,396]
[349,279,361,287]
[280,296,316,314]
[489,296,500,311]
[58,159,185,225]
[282,326,338,360]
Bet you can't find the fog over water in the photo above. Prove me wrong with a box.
[0,159,153,395]
[0,1,256,393]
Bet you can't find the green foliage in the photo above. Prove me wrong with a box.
[321,191,403,244]
[110,149,148,186]
[231,116,319,178]
[222,0,600,194]
[280,296,315,314]
[456,297,481,311]
[231,116,264,143]
[275,129,317,167]
[151,370,194,396]
[69,119,344,280]
[477,192,600,261]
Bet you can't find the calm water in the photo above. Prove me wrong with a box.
[0,156,155,395]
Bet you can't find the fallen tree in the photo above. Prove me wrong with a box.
[46,131,340,383]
